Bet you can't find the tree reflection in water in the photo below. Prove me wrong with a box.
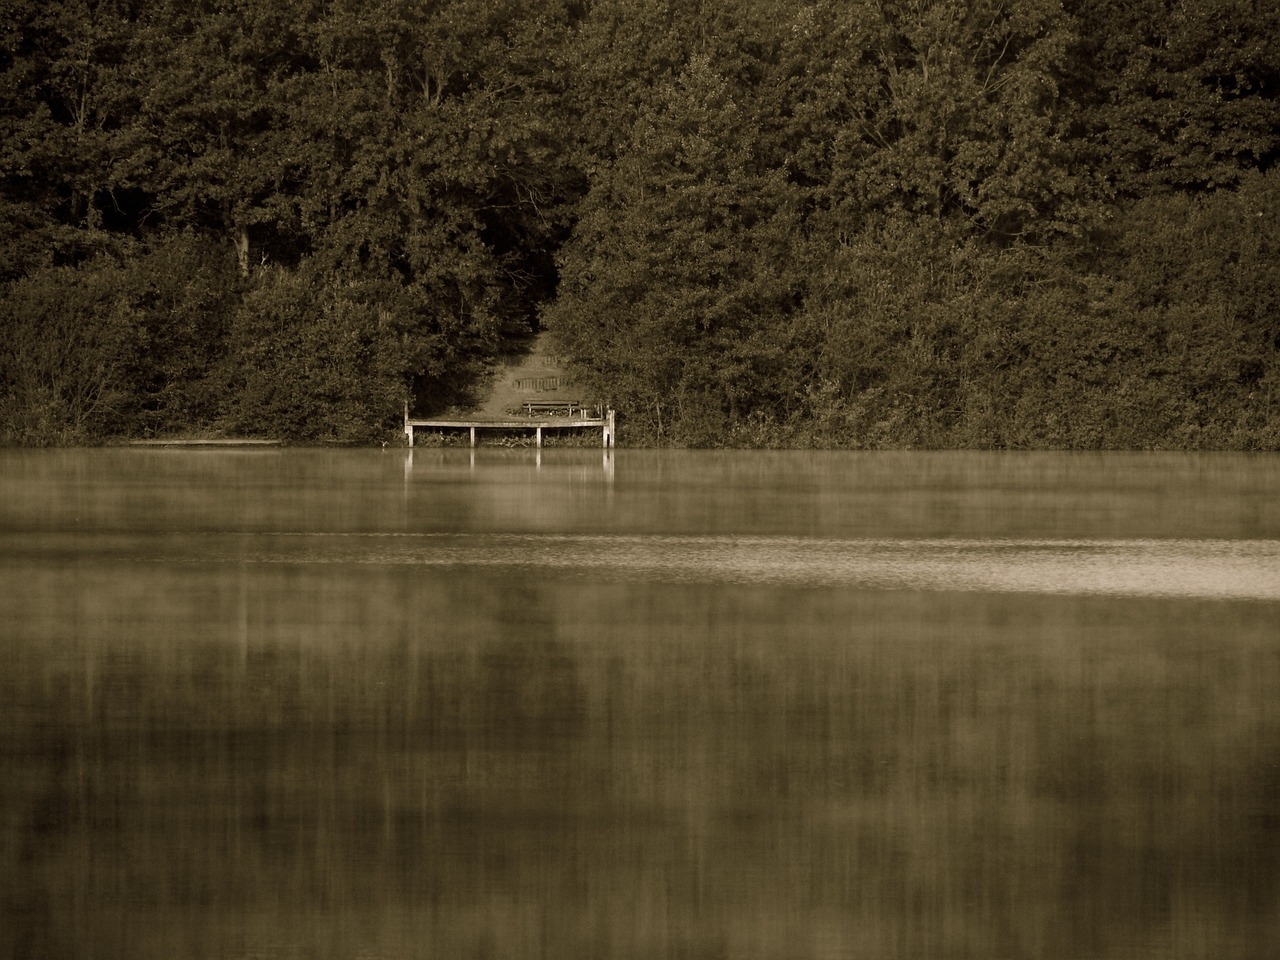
[4,566,1280,959]
[3,449,1279,959]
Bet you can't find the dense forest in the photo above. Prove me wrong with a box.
[2,0,1278,447]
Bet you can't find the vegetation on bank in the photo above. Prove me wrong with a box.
[2,0,1278,447]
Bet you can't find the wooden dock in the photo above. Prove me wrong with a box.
[404,407,615,448]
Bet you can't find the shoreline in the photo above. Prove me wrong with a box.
[125,438,283,447]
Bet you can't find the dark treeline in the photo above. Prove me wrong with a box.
[2,0,1278,446]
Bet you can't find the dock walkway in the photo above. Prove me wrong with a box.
[404,408,615,448]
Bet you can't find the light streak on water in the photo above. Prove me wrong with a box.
[51,532,1276,601]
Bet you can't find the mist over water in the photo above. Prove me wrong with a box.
[3,449,1278,959]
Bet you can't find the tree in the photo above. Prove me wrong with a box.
[547,54,803,443]
[1,260,139,444]
[287,0,583,409]
[133,0,312,274]
[1068,0,1280,196]
[837,0,1091,241]
[221,262,408,442]
[0,0,144,272]
[119,232,244,436]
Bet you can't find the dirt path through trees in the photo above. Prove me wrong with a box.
[467,334,575,420]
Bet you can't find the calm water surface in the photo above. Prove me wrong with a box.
[2,449,1278,959]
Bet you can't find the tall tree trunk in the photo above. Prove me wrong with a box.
[234,224,250,277]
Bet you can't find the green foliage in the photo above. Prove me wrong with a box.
[1,0,1277,446]
[120,233,244,435]
[0,0,144,267]
[0,235,243,444]
[223,264,410,443]
[849,0,1092,241]
[1,260,139,445]
[1069,0,1280,195]
[546,55,805,444]
[547,0,1278,448]
[792,218,974,447]
[1102,171,1280,446]
[762,168,1280,450]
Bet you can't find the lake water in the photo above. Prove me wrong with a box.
[2,448,1278,959]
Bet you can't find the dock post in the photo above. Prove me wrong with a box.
[404,401,413,447]
[603,408,615,448]
[536,426,543,448]
[469,426,476,448]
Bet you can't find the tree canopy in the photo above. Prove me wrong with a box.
[3,0,1277,446]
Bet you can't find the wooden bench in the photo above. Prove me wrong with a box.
[522,400,584,417]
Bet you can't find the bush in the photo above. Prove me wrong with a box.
[0,261,139,445]
[222,265,409,443]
